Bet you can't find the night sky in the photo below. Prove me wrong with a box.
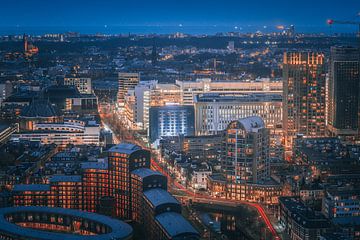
[0,0,359,33]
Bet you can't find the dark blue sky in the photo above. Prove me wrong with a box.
[0,0,359,30]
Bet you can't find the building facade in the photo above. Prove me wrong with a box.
[194,93,282,135]
[176,78,283,105]
[118,73,140,106]
[0,206,133,240]
[149,105,195,143]
[222,116,270,183]
[107,143,150,219]
[283,52,326,149]
[328,46,360,138]
[64,75,92,94]
[12,119,100,147]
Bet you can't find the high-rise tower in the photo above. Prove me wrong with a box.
[283,52,326,149]
[328,46,360,138]
[118,73,140,107]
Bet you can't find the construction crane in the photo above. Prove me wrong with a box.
[327,18,360,48]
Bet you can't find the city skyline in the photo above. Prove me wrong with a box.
[0,0,359,35]
[0,3,360,240]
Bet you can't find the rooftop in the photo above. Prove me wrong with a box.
[131,168,164,179]
[13,184,50,192]
[49,175,82,183]
[0,206,133,240]
[155,212,199,238]
[227,116,265,133]
[108,143,142,154]
[195,93,282,103]
[21,100,59,118]
[81,160,108,170]
[143,188,179,209]
[279,197,330,229]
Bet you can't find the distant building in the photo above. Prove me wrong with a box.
[150,83,181,107]
[149,105,195,143]
[124,81,157,130]
[0,81,12,105]
[328,46,360,138]
[0,123,18,145]
[283,52,326,149]
[64,75,92,94]
[118,73,140,106]
[227,41,235,51]
[194,93,282,135]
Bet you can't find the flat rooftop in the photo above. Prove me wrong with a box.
[108,143,142,154]
[13,184,50,192]
[195,93,282,103]
[131,168,164,179]
[279,197,330,229]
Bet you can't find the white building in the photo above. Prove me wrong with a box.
[190,163,212,190]
[124,81,157,130]
[11,119,100,147]
[118,72,140,106]
[175,78,283,105]
[194,93,282,135]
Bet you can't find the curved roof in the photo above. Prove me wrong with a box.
[131,168,164,179]
[228,116,265,133]
[143,188,179,209]
[108,143,142,154]
[155,212,199,238]
[0,206,133,240]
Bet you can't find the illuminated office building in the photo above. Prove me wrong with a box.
[328,46,360,138]
[118,73,140,106]
[149,83,181,107]
[149,105,195,143]
[283,52,326,149]
[194,93,282,135]
[124,81,157,130]
[108,143,150,219]
[175,78,283,105]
